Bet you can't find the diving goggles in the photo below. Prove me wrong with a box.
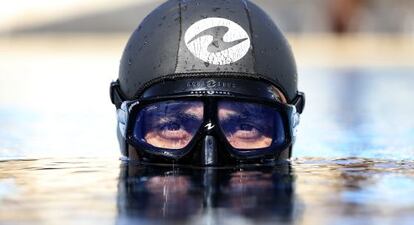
[111,77,305,164]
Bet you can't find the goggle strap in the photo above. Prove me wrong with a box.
[292,92,305,114]
[110,80,126,109]
[112,79,305,113]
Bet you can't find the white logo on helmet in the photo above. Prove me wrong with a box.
[184,17,251,65]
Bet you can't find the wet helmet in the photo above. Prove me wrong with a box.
[110,0,305,166]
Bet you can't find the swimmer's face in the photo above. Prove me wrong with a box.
[144,102,204,149]
[217,102,274,149]
[218,87,287,150]
[143,87,287,150]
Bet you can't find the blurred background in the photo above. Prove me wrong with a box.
[0,0,413,159]
[1,0,413,34]
[1,1,414,225]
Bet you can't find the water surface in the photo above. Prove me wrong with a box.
[1,157,414,225]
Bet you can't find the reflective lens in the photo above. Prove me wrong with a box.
[133,100,204,149]
[218,101,285,150]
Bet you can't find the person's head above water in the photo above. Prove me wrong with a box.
[110,0,305,167]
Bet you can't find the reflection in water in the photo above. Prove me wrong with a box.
[116,163,296,225]
[294,158,414,225]
[1,158,414,224]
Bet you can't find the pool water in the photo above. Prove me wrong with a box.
[1,157,414,225]
[1,37,414,225]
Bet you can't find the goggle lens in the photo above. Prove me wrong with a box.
[133,100,204,149]
[218,100,285,150]
[132,100,286,151]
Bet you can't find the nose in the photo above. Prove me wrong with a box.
[201,135,218,166]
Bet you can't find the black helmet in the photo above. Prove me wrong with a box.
[110,0,305,166]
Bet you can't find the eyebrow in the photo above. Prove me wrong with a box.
[149,106,203,120]
[220,111,267,122]
[223,104,268,117]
